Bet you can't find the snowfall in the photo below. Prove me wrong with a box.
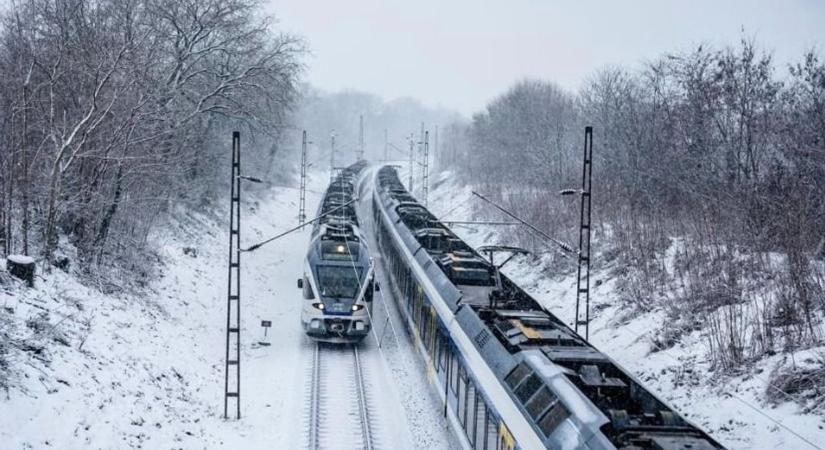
[1,165,823,449]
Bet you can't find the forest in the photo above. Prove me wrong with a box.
[0,0,303,280]
[438,39,825,381]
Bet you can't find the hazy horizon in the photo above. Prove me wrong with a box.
[269,0,825,117]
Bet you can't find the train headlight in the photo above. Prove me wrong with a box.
[336,244,346,253]
[312,302,325,310]
[351,304,364,311]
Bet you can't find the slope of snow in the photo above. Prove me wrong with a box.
[425,170,825,450]
[0,169,451,449]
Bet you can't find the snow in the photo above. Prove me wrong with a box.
[6,255,35,265]
[0,169,456,449]
[9,163,820,449]
[425,169,825,450]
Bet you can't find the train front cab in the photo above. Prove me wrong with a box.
[298,262,374,343]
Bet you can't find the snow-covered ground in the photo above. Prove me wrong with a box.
[425,170,825,450]
[0,169,455,449]
[7,163,821,450]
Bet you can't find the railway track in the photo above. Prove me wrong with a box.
[307,343,375,450]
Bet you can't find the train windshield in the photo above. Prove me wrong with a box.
[316,266,363,298]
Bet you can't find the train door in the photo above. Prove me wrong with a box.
[498,423,516,450]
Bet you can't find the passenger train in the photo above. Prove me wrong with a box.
[299,162,374,343]
[369,165,725,450]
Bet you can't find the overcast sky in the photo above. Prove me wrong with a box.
[268,0,825,116]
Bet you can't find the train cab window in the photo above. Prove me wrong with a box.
[302,276,314,300]
[514,373,542,403]
[316,266,363,298]
[525,386,556,420]
[504,362,531,389]
[538,402,570,437]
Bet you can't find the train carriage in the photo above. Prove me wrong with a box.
[369,165,724,450]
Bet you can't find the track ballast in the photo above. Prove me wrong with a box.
[307,343,375,450]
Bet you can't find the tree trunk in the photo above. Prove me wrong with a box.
[21,153,30,255]
[94,164,124,261]
[0,156,6,256]
[43,159,63,266]
[5,113,14,256]
[22,81,30,255]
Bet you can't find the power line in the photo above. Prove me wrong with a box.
[242,198,358,252]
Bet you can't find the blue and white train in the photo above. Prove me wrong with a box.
[370,166,724,450]
[299,162,375,343]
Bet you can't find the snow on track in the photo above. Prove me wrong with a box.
[215,172,413,449]
[306,343,375,450]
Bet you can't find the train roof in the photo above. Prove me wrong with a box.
[310,162,369,251]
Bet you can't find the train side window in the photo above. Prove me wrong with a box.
[413,289,420,324]
[402,270,408,299]
[302,276,314,299]
[442,341,450,376]
[421,304,427,338]
[438,334,447,371]
[417,301,424,334]
[433,328,441,366]
[465,380,475,434]
[428,311,438,359]
[485,408,498,450]
[450,352,459,393]
[407,274,416,306]
[474,396,486,450]
[538,402,570,437]
[525,386,556,420]
[514,373,542,403]
[457,366,467,426]
[504,362,531,389]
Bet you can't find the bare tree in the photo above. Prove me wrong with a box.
[0,0,304,275]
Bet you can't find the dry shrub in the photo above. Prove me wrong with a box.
[767,354,825,414]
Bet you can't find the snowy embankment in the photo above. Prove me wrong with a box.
[1,184,313,448]
[0,170,441,449]
[426,170,825,450]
